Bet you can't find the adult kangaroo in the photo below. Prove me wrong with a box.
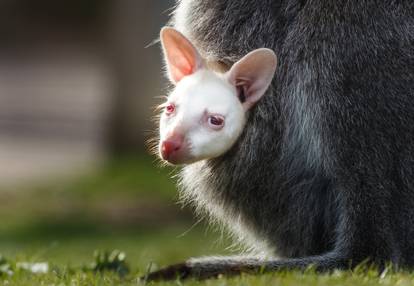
[147,0,414,281]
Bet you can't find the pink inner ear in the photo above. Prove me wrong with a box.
[170,52,194,82]
[160,27,203,83]
[225,49,277,110]
[171,66,191,83]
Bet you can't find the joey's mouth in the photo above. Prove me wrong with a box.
[160,150,218,165]
[159,142,195,165]
[160,153,197,165]
[162,154,189,165]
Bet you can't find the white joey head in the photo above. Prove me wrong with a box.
[158,27,277,165]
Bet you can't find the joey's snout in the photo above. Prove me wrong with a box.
[160,133,189,164]
[161,140,181,159]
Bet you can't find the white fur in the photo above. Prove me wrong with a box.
[159,27,277,165]
[159,69,246,163]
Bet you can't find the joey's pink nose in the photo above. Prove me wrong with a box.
[161,139,182,160]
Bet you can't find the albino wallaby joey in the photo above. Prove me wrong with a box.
[146,0,414,281]
[158,27,277,165]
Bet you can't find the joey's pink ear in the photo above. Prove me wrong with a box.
[160,27,204,84]
[225,48,277,110]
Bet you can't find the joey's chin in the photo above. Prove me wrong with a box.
[161,156,197,165]
[160,151,208,165]
[159,148,195,165]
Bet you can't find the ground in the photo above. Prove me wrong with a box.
[0,155,413,285]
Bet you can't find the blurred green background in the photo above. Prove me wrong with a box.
[2,2,414,286]
[0,0,231,279]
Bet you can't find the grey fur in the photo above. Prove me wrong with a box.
[147,0,414,280]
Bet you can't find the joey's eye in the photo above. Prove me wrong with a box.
[165,103,175,115]
[208,115,225,130]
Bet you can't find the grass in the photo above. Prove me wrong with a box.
[0,154,413,285]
